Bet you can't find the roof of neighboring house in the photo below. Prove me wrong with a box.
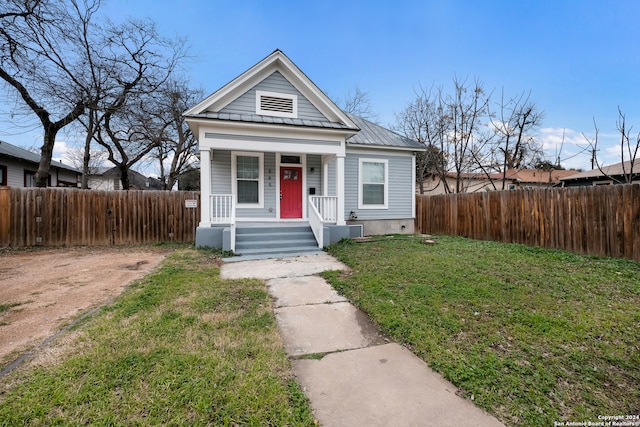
[0,139,81,173]
[560,160,640,182]
[90,167,163,189]
[345,113,425,151]
[441,168,579,184]
[500,168,579,184]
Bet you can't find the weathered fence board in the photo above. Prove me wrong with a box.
[0,187,200,247]
[416,184,640,262]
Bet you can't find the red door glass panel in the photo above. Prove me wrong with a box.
[280,167,302,218]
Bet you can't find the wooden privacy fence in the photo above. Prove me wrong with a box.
[0,187,201,247]
[416,184,640,262]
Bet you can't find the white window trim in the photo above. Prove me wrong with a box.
[232,151,264,208]
[255,90,298,118]
[358,158,388,209]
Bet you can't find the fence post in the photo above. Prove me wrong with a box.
[0,187,10,246]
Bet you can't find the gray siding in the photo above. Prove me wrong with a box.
[327,159,336,197]
[344,152,414,220]
[2,158,29,187]
[211,150,231,193]
[0,157,78,187]
[220,71,327,122]
[307,154,321,197]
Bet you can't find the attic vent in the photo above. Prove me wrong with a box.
[256,90,297,118]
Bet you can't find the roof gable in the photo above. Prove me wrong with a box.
[184,50,357,130]
[219,71,327,122]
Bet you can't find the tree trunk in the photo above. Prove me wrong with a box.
[119,165,130,190]
[81,113,94,189]
[35,125,57,187]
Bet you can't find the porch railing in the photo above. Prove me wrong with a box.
[308,196,338,248]
[310,196,338,222]
[210,194,235,251]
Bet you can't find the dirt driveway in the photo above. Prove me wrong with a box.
[0,247,170,368]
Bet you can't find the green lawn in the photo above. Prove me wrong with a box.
[0,249,316,426]
[325,235,640,427]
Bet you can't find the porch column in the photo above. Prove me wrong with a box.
[336,153,346,225]
[199,148,211,227]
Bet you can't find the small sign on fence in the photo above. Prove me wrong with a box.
[185,199,198,208]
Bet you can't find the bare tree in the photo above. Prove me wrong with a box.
[90,19,183,190]
[395,86,448,194]
[583,108,640,184]
[444,77,492,193]
[339,86,379,123]
[490,90,544,189]
[142,78,201,190]
[0,0,94,186]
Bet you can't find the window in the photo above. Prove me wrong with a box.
[256,90,297,118]
[24,171,51,187]
[359,159,388,209]
[233,152,263,207]
[0,165,6,186]
[24,171,36,187]
[281,155,301,164]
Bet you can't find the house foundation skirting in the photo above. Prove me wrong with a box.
[347,218,415,236]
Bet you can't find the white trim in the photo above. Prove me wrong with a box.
[411,153,416,219]
[199,149,211,227]
[231,151,264,208]
[256,90,298,118]
[358,158,389,210]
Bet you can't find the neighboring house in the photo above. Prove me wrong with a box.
[88,167,164,190]
[420,168,579,194]
[560,160,640,187]
[0,139,80,187]
[184,49,424,253]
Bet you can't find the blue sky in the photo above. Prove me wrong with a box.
[2,0,640,171]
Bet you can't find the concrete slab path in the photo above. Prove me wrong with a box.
[220,254,505,427]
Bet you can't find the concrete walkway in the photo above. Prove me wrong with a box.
[220,254,504,427]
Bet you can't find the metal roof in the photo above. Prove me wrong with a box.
[185,111,358,131]
[345,113,425,150]
[560,160,640,181]
[0,139,81,172]
[186,111,425,151]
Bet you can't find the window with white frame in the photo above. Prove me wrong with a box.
[233,152,263,206]
[359,158,388,209]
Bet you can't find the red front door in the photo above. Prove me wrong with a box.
[280,166,302,218]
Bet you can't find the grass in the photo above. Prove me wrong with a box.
[325,235,640,427]
[0,248,316,426]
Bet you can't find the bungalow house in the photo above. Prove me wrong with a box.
[184,50,424,256]
[559,160,640,187]
[0,139,80,187]
[420,168,579,194]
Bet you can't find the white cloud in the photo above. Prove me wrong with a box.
[535,127,637,171]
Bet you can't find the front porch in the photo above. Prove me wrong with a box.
[195,195,362,257]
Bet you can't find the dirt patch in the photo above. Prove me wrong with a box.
[0,246,170,368]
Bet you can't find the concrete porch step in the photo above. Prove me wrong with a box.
[234,223,320,258]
